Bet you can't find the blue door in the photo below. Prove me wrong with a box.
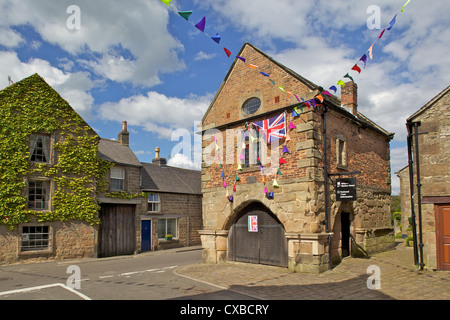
[141,220,151,252]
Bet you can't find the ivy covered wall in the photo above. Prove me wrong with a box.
[0,73,112,230]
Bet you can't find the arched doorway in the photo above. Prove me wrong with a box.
[228,202,287,267]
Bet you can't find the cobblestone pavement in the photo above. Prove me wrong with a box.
[176,240,450,300]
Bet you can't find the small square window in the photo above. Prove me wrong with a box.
[110,167,125,191]
[29,135,50,163]
[148,193,160,212]
[28,180,50,210]
[21,226,50,252]
[158,218,177,239]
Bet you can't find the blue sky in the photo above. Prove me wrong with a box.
[0,0,449,194]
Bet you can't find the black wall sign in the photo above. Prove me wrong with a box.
[336,178,357,201]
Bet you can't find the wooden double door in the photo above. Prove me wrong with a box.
[228,204,287,267]
[98,204,136,258]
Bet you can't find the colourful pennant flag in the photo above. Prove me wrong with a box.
[195,17,206,32]
[292,109,299,117]
[224,47,232,57]
[264,186,268,194]
[160,0,171,6]
[278,85,286,92]
[248,64,258,69]
[223,180,227,188]
[282,145,289,153]
[368,42,375,60]
[279,157,287,164]
[273,179,279,188]
[235,174,240,181]
[236,56,246,63]
[329,85,337,93]
[316,94,324,103]
[269,79,276,85]
[228,195,233,202]
[277,168,283,175]
[401,0,411,12]
[178,11,192,21]
[211,33,221,44]
[387,15,397,31]
[322,90,333,97]
[260,72,270,77]
[360,54,367,67]
[267,190,274,199]
[288,122,296,129]
[378,29,386,39]
[351,64,361,74]
[337,80,345,87]
[237,163,243,171]
[233,184,236,192]
[344,73,354,83]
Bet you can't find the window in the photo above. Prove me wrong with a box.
[21,226,50,252]
[158,218,177,239]
[110,167,125,191]
[242,97,261,115]
[336,137,347,168]
[29,135,50,163]
[148,193,160,212]
[28,180,50,210]
[243,128,260,168]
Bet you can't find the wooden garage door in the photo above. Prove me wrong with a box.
[228,204,287,267]
[99,204,136,258]
[436,204,450,271]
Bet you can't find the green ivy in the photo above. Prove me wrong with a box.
[0,74,113,230]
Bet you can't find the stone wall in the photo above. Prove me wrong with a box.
[0,220,96,265]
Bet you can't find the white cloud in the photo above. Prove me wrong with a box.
[168,153,201,171]
[194,51,216,61]
[0,51,96,119]
[0,27,24,47]
[0,0,185,87]
[97,91,212,139]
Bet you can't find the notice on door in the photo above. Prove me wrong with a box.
[248,215,258,232]
[336,178,357,201]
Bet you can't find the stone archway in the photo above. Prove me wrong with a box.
[227,201,288,267]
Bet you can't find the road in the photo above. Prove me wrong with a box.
[0,247,255,300]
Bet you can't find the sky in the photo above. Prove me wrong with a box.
[0,0,449,194]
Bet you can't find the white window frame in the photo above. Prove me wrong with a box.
[147,193,160,212]
[110,167,125,191]
[158,218,178,240]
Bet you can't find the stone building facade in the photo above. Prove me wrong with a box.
[400,85,450,270]
[140,150,202,252]
[200,43,395,273]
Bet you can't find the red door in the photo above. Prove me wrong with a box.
[436,205,450,271]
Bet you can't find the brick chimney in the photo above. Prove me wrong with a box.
[152,147,167,166]
[118,121,129,146]
[341,81,358,116]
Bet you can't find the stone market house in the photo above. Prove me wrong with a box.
[140,148,202,251]
[200,43,395,273]
[398,85,449,271]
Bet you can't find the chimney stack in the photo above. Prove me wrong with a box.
[152,147,167,166]
[118,121,129,146]
[341,81,358,116]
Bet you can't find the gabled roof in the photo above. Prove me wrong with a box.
[141,163,201,195]
[98,138,141,167]
[407,85,450,122]
[202,42,321,124]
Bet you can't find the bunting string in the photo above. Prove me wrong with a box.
[159,0,412,200]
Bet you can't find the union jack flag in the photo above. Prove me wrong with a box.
[251,113,286,143]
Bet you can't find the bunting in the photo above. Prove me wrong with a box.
[159,0,412,201]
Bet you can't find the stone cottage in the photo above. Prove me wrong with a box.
[0,74,108,264]
[140,148,202,252]
[398,85,449,271]
[200,43,395,273]
[0,74,203,264]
